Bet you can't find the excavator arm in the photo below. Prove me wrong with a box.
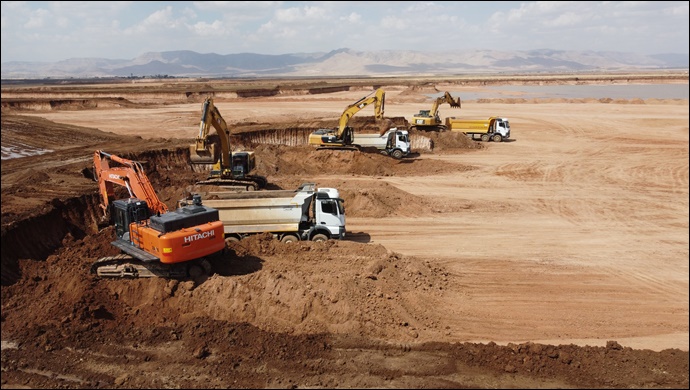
[430,91,461,117]
[190,97,232,170]
[93,150,169,218]
[309,88,385,147]
[336,88,385,143]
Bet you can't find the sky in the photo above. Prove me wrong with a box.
[1,1,688,63]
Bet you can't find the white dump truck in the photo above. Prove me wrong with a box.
[199,183,346,244]
[352,128,411,158]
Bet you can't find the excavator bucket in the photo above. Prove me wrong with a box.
[189,142,217,165]
[444,92,461,108]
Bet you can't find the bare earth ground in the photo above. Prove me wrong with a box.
[1,74,688,388]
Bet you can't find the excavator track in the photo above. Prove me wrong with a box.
[196,175,267,191]
[410,125,447,132]
[91,254,211,279]
[196,178,266,191]
[315,145,360,152]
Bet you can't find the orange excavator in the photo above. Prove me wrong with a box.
[91,150,226,279]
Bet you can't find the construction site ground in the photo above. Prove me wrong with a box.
[1,74,688,389]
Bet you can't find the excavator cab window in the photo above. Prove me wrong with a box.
[232,165,245,178]
[342,127,354,145]
[231,152,256,179]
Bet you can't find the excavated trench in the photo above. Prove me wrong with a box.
[0,125,466,286]
[1,147,202,286]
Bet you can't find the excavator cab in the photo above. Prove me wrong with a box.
[342,127,355,145]
[111,198,150,240]
[231,152,256,179]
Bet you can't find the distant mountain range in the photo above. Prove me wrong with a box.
[1,48,688,79]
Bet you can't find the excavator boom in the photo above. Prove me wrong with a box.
[190,98,231,166]
[93,150,168,217]
[336,88,386,139]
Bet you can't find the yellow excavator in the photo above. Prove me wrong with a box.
[308,88,386,151]
[189,97,267,191]
[409,91,461,131]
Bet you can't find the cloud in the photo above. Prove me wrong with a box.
[1,1,687,62]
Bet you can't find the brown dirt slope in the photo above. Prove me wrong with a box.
[1,75,688,389]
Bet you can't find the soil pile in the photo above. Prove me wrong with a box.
[2,77,688,388]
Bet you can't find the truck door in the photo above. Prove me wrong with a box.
[315,199,345,234]
[499,120,510,136]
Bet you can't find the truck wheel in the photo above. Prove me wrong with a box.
[480,134,490,142]
[311,233,328,242]
[391,149,404,159]
[281,234,299,243]
[492,134,503,142]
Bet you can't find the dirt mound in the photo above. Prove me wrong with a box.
[253,143,474,180]
[2,230,687,389]
[1,230,444,339]
[413,129,485,152]
[2,78,688,389]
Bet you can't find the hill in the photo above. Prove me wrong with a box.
[2,48,688,79]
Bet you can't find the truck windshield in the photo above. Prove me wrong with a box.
[320,199,345,216]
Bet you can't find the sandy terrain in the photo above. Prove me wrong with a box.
[1,75,688,388]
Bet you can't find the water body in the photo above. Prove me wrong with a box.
[431,84,689,100]
[1,144,53,160]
